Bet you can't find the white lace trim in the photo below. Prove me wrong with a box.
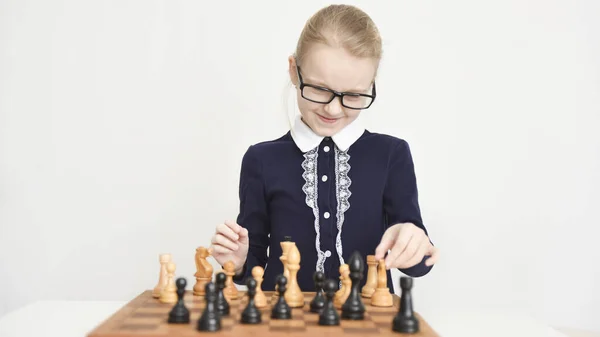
[334,146,351,269]
[301,148,327,273]
[301,145,352,276]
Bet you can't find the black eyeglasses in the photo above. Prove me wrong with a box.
[296,65,376,110]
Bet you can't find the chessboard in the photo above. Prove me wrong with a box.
[87,290,439,337]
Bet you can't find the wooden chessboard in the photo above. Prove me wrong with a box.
[87,290,439,337]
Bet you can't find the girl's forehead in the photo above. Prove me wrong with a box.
[300,44,377,92]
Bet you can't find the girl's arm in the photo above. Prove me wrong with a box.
[232,145,270,285]
[381,139,435,277]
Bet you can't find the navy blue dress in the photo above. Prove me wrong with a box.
[232,115,434,292]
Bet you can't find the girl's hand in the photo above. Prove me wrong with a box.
[374,223,439,269]
[209,220,249,275]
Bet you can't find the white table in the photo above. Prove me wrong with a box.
[0,301,577,337]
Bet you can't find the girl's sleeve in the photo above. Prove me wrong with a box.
[232,145,270,285]
[382,139,434,277]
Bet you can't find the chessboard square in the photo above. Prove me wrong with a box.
[342,327,380,334]
[122,316,164,326]
[141,302,172,309]
[189,307,203,314]
[342,319,377,329]
[129,312,168,324]
[303,313,319,323]
[367,306,395,314]
[291,308,305,316]
[375,321,392,329]
[230,324,264,334]
[119,323,160,331]
[269,318,306,329]
[190,312,202,321]
[369,314,391,324]
[134,307,170,315]
[221,317,236,326]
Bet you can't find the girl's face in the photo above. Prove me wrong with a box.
[289,43,377,137]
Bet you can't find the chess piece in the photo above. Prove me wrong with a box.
[197,282,221,332]
[241,278,262,324]
[193,247,213,296]
[371,259,393,307]
[393,277,420,333]
[361,255,377,298]
[153,253,171,298]
[215,272,230,316]
[281,236,294,280]
[341,251,366,320]
[309,271,326,313]
[159,262,177,303]
[223,261,239,300]
[272,237,294,303]
[318,279,340,326]
[334,264,351,309]
[168,277,190,323]
[284,244,304,307]
[252,266,267,308]
[271,275,291,319]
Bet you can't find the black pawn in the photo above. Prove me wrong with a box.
[168,277,190,323]
[341,251,366,320]
[318,279,340,326]
[241,278,261,324]
[310,271,326,313]
[197,282,221,332]
[271,275,291,319]
[215,272,230,316]
[393,277,419,333]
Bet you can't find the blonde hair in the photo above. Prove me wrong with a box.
[294,4,383,72]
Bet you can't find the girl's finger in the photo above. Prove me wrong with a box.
[210,244,233,255]
[400,239,429,268]
[211,233,239,251]
[375,225,400,260]
[394,234,422,267]
[425,246,440,266]
[385,229,412,268]
[224,220,242,234]
[216,223,239,242]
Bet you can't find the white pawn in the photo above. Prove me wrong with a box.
[252,266,267,308]
[153,253,171,298]
[159,262,177,304]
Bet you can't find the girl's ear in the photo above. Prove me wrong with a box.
[288,55,299,87]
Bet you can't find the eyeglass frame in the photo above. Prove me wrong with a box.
[295,64,377,110]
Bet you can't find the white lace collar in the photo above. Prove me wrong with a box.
[290,114,365,153]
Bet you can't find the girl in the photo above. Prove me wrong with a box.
[209,4,439,291]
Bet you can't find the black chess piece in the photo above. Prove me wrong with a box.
[270,275,291,319]
[197,282,221,332]
[341,251,366,320]
[241,278,261,324]
[284,236,292,242]
[215,272,230,316]
[393,277,419,333]
[168,277,190,323]
[318,279,340,326]
[310,271,326,313]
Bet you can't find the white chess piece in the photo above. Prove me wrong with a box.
[159,262,177,303]
[153,253,171,298]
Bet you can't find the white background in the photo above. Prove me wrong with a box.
[1,0,599,333]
